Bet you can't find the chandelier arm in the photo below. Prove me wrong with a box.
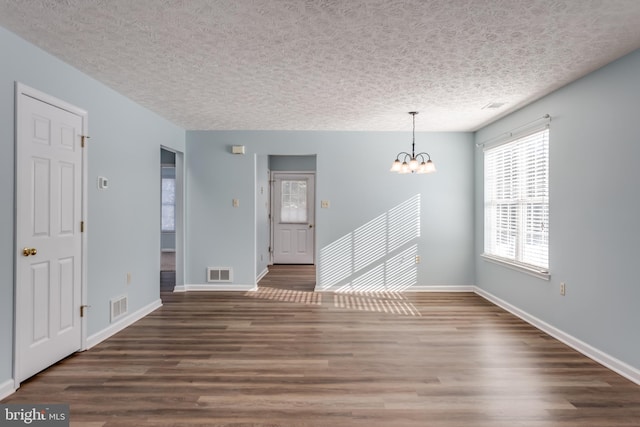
[414,152,432,162]
[395,151,413,161]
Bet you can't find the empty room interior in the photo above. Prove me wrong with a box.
[1,1,640,426]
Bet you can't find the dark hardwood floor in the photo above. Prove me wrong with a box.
[4,267,640,426]
[258,264,316,291]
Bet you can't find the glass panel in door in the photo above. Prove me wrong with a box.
[281,179,307,223]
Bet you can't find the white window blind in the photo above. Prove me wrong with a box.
[484,127,549,272]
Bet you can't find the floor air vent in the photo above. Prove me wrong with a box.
[110,295,128,322]
[207,267,232,282]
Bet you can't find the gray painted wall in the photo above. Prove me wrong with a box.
[161,149,176,165]
[269,154,317,171]
[474,49,640,371]
[0,26,185,386]
[186,131,475,289]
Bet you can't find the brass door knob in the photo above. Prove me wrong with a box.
[22,247,37,257]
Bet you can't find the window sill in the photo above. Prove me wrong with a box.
[481,254,550,280]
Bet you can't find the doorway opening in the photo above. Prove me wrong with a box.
[160,147,184,292]
[258,155,317,291]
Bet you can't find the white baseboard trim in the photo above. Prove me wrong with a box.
[174,283,257,292]
[0,378,15,400]
[85,298,162,350]
[474,287,640,386]
[410,285,475,292]
[256,267,269,283]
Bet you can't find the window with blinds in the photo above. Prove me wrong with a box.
[484,127,549,272]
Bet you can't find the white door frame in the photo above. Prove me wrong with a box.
[270,171,316,264]
[14,82,88,388]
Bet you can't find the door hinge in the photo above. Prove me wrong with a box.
[268,246,272,253]
[80,221,85,232]
[80,135,90,148]
[80,305,91,317]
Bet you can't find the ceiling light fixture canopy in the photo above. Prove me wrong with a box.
[390,112,436,174]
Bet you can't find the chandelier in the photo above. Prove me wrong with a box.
[390,112,436,174]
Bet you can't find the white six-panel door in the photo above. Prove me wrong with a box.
[272,173,315,264]
[15,85,85,383]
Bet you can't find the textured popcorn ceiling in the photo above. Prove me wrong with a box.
[1,0,640,131]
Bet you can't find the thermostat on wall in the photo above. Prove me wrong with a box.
[97,176,109,189]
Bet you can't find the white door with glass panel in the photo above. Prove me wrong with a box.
[15,85,85,383]
[272,173,315,264]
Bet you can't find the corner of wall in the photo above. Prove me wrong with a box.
[85,299,162,350]
[475,287,640,386]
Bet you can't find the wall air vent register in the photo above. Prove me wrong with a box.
[207,267,233,282]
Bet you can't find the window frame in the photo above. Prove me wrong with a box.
[482,126,550,280]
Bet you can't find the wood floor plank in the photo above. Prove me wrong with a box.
[3,266,640,426]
